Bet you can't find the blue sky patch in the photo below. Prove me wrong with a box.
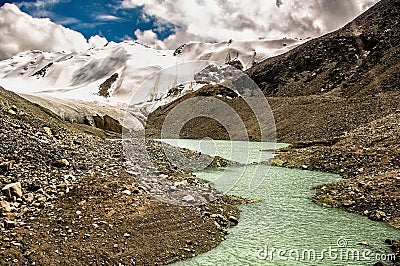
[0,0,177,41]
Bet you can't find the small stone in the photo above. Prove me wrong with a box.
[2,182,23,200]
[43,127,53,136]
[51,159,70,168]
[213,221,221,230]
[371,210,386,221]
[182,195,195,203]
[114,244,118,248]
[123,233,131,237]
[106,210,116,217]
[12,242,21,247]
[8,109,16,115]
[122,190,131,195]
[343,200,355,206]
[228,216,239,226]
[37,196,46,202]
[0,201,11,212]
[4,220,16,229]
[76,210,82,215]
[0,161,14,172]
[301,165,308,170]
[210,214,225,220]
[25,193,34,203]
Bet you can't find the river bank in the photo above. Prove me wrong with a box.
[271,111,400,265]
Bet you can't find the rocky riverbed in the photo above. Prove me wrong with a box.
[0,86,246,265]
[271,110,400,265]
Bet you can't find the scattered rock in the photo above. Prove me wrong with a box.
[122,189,132,195]
[8,105,18,115]
[2,182,23,200]
[43,127,52,136]
[4,220,16,229]
[182,195,196,203]
[51,159,70,168]
[210,214,228,226]
[343,200,355,207]
[8,109,17,115]
[370,210,386,221]
[0,201,11,212]
[228,216,239,226]
[0,161,14,172]
[106,210,116,218]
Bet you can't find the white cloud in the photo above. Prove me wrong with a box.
[17,0,65,9]
[96,14,124,21]
[88,35,108,48]
[122,0,379,49]
[0,4,107,60]
[121,0,146,8]
[134,29,162,48]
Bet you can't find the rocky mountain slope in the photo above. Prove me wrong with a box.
[0,86,245,264]
[248,0,399,98]
[147,0,400,143]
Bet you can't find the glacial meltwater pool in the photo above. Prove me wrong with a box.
[161,139,400,266]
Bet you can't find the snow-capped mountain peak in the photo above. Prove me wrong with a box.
[0,38,301,105]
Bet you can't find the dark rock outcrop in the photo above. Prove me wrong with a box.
[98,73,119,98]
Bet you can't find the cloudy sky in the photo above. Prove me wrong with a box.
[0,0,379,60]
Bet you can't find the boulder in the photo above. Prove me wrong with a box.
[0,161,14,172]
[182,195,196,204]
[2,182,23,200]
[51,159,70,168]
[228,216,239,226]
[43,127,53,136]
[8,105,17,115]
[0,200,11,212]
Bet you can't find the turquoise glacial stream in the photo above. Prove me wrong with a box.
[161,139,400,266]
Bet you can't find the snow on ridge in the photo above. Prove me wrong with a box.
[0,38,302,104]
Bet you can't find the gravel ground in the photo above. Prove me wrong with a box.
[0,86,246,265]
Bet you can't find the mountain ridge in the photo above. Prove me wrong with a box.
[0,38,301,105]
[247,0,400,97]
